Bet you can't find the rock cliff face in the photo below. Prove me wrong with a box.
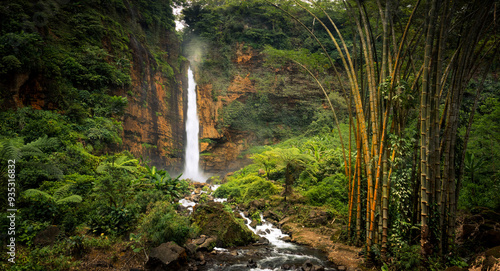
[118,32,187,172]
[191,41,323,176]
[193,43,261,175]
[0,1,188,172]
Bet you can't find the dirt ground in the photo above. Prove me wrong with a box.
[283,222,364,271]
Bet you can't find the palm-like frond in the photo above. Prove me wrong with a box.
[25,184,82,205]
[0,136,59,161]
[97,155,139,173]
[24,135,59,152]
[56,195,82,204]
[24,189,53,201]
[53,184,72,201]
[0,138,24,161]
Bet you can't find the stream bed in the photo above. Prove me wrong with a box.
[180,191,338,271]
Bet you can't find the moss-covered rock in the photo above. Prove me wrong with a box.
[192,202,259,247]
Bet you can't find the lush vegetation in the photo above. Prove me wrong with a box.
[1,0,499,270]
[0,0,195,269]
[216,124,350,214]
[183,0,499,270]
[181,0,348,141]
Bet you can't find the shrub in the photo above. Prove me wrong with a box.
[243,178,280,202]
[305,173,347,213]
[88,205,136,236]
[131,189,168,214]
[213,183,242,200]
[214,175,281,203]
[391,244,421,271]
[139,201,197,246]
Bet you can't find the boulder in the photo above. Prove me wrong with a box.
[34,225,60,246]
[302,260,325,271]
[146,241,187,270]
[462,224,477,238]
[486,246,500,258]
[185,243,197,255]
[247,259,257,268]
[198,237,217,251]
[250,219,259,228]
[308,210,330,226]
[249,199,266,210]
[279,216,294,227]
[185,236,217,253]
[192,202,259,247]
[263,210,281,221]
[481,230,500,248]
[255,237,270,245]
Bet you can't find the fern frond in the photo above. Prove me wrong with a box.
[1,141,23,161]
[96,163,107,173]
[24,189,53,201]
[53,184,72,200]
[120,165,138,173]
[56,195,82,204]
[25,135,59,150]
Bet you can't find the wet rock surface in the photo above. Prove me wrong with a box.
[177,181,341,271]
[146,241,187,270]
[192,202,259,248]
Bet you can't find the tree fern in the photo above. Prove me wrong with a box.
[97,155,139,174]
[24,136,59,152]
[24,184,82,204]
[0,136,59,161]
[56,195,82,204]
[53,184,72,200]
[24,189,52,201]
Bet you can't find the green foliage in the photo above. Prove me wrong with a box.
[215,126,351,216]
[24,184,83,205]
[139,201,197,246]
[390,244,422,271]
[459,78,500,210]
[263,46,330,74]
[251,147,278,178]
[0,136,59,162]
[214,175,280,203]
[16,220,51,247]
[182,0,323,50]
[221,93,321,141]
[133,164,190,200]
[0,32,42,74]
[62,46,131,89]
[88,205,136,236]
[304,173,347,212]
[2,240,80,271]
[131,189,169,214]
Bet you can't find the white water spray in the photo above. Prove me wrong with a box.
[183,67,205,182]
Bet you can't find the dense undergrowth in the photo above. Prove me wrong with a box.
[0,0,498,270]
[215,122,350,216]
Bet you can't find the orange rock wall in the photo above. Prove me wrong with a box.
[119,33,187,172]
[193,42,260,174]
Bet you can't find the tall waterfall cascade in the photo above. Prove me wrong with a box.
[183,67,206,182]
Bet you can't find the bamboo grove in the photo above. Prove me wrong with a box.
[266,0,499,260]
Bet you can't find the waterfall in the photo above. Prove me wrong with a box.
[183,67,205,182]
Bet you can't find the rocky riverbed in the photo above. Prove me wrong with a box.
[145,181,363,271]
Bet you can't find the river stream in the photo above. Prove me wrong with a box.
[179,187,338,271]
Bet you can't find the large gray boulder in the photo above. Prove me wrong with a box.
[145,241,187,270]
